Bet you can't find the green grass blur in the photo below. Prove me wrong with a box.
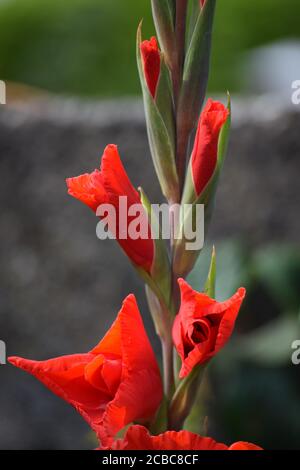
[0,0,299,97]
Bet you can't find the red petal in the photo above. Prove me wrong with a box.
[8,354,109,432]
[109,425,228,450]
[101,145,140,206]
[191,99,229,197]
[66,170,107,212]
[213,288,246,356]
[98,295,163,445]
[173,279,246,378]
[140,37,161,99]
[9,296,162,446]
[229,442,263,450]
[66,145,154,273]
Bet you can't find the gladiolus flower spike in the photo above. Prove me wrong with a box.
[9,0,264,452]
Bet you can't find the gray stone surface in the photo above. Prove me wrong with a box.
[0,96,299,449]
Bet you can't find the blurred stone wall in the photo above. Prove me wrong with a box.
[0,96,299,449]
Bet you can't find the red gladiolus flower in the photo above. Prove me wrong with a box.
[103,425,262,450]
[191,99,229,197]
[9,295,163,446]
[140,37,161,99]
[173,279,246,378]
[66,144,154,274]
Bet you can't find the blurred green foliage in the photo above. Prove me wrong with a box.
[0,0,299,97]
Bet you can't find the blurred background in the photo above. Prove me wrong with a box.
[0,0,299,450]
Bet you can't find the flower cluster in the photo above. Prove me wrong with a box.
[9,0,262,450]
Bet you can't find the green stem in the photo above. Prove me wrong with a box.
[162,332,175,401]
[145,285,175,400]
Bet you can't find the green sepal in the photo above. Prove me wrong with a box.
[169,365,206,431]
[138,187,172,312]
[150,395,168,435]
[137,23,179,204]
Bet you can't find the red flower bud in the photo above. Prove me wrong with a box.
[200,0,206,7]
[102,425,262,450]
[66,144,154,274]
[140,37,161,99]
[173,279,246,378]
[9,295,163,446]
[191,99,229,197]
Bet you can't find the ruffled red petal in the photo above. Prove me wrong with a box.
[97,295,163,446]
[107,425,226,450]
[66,145,154,273]
[173,279,245,378]
[105,426,262,451]
[229,442,263,450]
[9,295,162,446]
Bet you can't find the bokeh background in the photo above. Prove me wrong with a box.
[0,0,299,450]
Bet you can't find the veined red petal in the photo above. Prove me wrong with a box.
[66,145,155,273]
[97,295,163,445]
[104,425,262,451]
[191,99,229,197]
[66,171,107,212]
[140,37,161,99]
[9,295,163,446]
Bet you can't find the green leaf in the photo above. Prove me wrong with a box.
[151,0,175,68]
[187,241,250,301]
[155,54,176,149]
[177,0,216,134]
[137,23,179,204]
[186,0,201,45]
[204,246,216,298]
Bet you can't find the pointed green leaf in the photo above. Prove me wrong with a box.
[204,246,216,298]
[186,0,201,45]
[155,54,176,148]
[178,0,216,134]
[151,0,175,68]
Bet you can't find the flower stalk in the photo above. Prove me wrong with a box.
[8,0,263,451]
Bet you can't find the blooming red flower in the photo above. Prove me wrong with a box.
[173,279,246,378]
[66,144,154,274]
[140,37,161,99]
[191,99,229,198]
[9,295,163,446]
[103,425,262,450]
